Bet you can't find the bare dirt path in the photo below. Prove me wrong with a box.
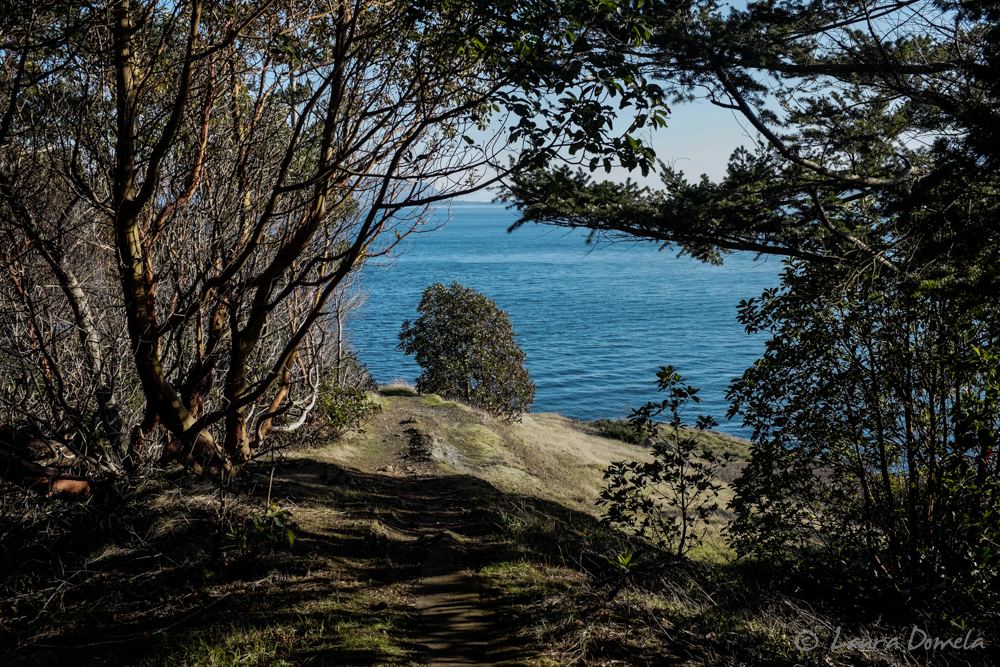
[391,471,527,666]
[415,532,489,665]
[361,468,525,667]
[337,401,529,666]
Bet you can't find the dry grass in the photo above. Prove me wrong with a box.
[0,459,426,667]
[4,395,991,667]
[377,380,418,397]
[318,394,749,566]
[355,391,749,517]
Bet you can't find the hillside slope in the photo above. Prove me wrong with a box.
[5,390,990,667]
[1,389,753,667]
[304,389,748,519]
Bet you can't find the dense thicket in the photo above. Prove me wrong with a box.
[727,263,1000,603]
[504,0,1000,605]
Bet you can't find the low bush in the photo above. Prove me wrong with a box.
[398,281,535,421]
[318,382,381,436]
[599,367,736,559]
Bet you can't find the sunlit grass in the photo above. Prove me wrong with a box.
[130,597,413,667]
[377,380,418,397]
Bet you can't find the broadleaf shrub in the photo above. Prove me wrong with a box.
[228,503,298,555]
[318,382,381,437]
[599,367,735,558]
[727,261,1000,608]
[398,281,535,421]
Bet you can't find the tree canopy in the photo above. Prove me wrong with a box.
[503,0,1000,289]
[0,0,663,491]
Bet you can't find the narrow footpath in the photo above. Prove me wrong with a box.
[415,531,489,665]
[356,412,530,667]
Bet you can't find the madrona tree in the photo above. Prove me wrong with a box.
[0,0,663,493]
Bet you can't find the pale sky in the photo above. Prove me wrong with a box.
[618,98,757,187]
[458,97,756,202]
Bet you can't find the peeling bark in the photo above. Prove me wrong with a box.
[0,428,95,497]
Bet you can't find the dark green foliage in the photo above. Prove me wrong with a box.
[398,282,535,421]
[318,383,381,437]
[402,0,666,175]
[228,503,298,555]
[501,1,1000,297]
[599,367,735,558]
[594,418,645,445]
[727,262,1000,607]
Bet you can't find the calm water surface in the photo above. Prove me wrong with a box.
[350,203,781,438]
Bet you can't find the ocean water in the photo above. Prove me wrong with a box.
[349,202,781,438]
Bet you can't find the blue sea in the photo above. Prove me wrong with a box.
[349,202,781,438]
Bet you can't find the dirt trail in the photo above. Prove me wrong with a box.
[340,401,528,666]
[393,475,527,667]
[415,531,489,665]
[363,470,524,667]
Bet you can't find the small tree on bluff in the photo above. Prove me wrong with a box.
[399,282,535,421]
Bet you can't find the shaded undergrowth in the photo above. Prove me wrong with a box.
[2,416,996,667]
[0,460,432,667]
[468,492,997,667]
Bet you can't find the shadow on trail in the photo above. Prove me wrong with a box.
[1,454,609,667]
